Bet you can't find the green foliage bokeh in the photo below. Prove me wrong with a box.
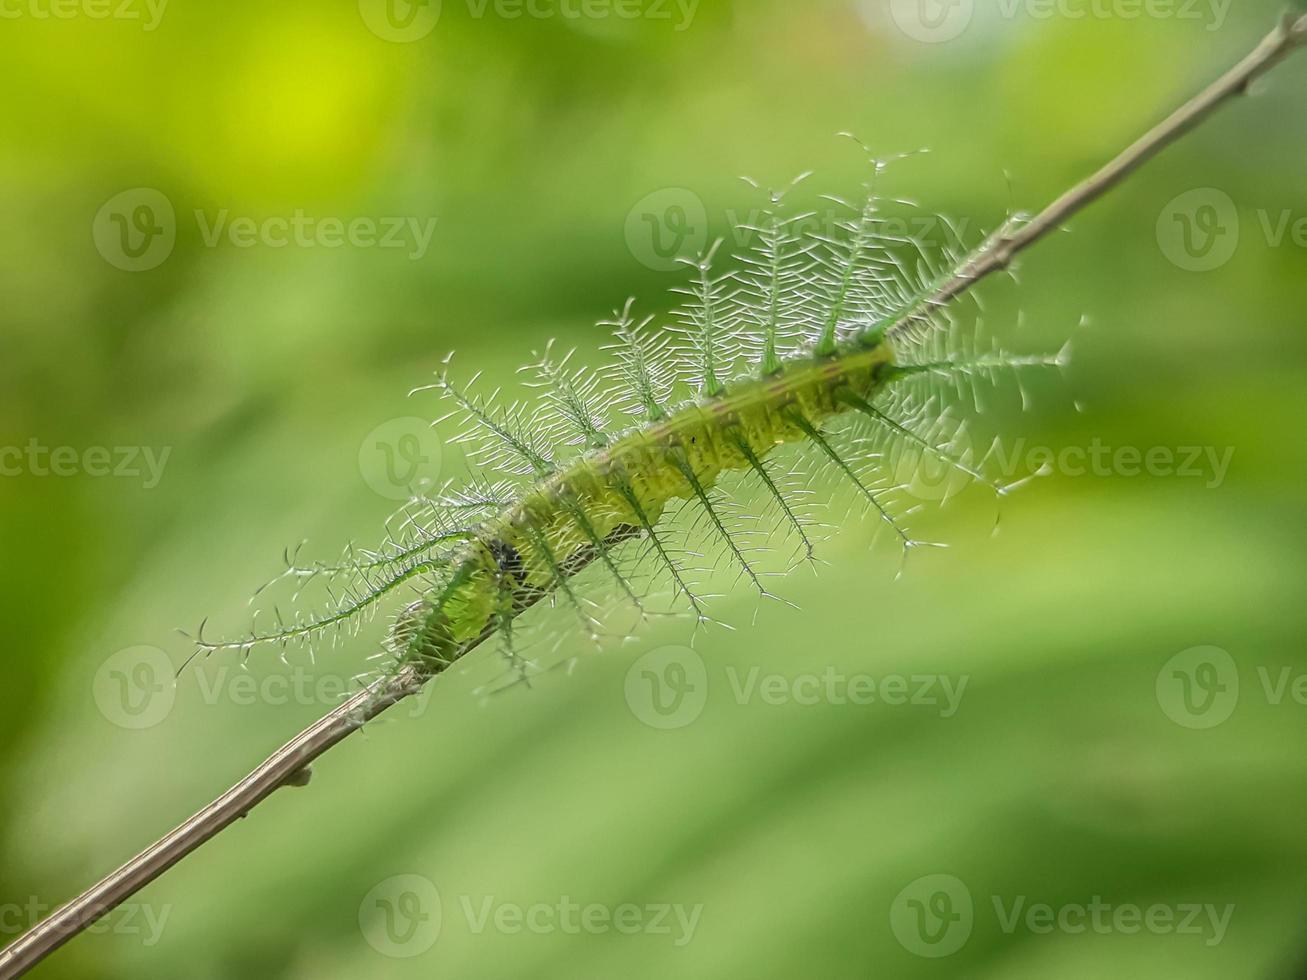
[2,1,1306,977]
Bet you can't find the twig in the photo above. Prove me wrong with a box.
[3,13,1305,978]
[0,527,642,979]
[916,9,1307,312]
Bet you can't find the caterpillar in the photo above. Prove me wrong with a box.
[189,153,1070,688]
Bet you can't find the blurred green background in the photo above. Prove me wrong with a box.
[3,1,1307,977]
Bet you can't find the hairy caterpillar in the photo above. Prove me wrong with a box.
[190,156,1069,687]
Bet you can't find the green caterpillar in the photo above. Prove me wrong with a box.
[192,160,1068,685]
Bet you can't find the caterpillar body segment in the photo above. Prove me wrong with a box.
[386,342,899,674]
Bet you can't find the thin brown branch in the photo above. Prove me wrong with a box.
[0,669,420,978]
[0,527,640,979]
[914,10,1307,314]
[3,14,1305,979]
